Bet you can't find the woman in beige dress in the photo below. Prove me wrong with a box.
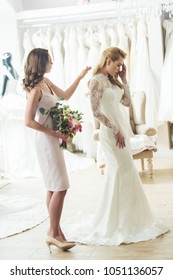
[23,48,91,252]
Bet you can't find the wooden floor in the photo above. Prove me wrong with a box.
[0,154,173,260]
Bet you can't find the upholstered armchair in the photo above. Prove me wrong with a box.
[93,91,157,178]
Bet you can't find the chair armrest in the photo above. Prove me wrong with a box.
[135,124,157,136]
[94,119,100,129]
[93,129,100,141]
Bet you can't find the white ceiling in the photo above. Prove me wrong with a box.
[6,0,114,12]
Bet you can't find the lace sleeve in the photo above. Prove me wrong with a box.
[120,83,131,107]
[89,77,119,135]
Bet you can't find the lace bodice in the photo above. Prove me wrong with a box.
[89,73,131,135]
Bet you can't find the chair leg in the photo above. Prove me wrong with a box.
[99,164,105,175]
[141,158,144,170]
[147,158,153,178]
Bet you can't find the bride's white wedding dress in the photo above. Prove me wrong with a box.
[64,74,169,246]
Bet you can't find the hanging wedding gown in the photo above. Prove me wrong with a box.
[0,80,41,178]
[98,25,111,54]
[31,28,45,48]
[21,29,35,67]
[18,29,34,95]
[69,27,79,85]
[81,27,101,158]
[72,27,89,151]
[107,23,119,47]
[63,27,71,88]
[50,28,65,88]
[117,22,130,80]
[158,19,173,122]
[42,28,53,59]
[63,74,168,245]
[117,22,133,136]
[127,20,137,91]
[134,20,159,128]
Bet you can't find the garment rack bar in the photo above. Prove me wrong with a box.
[16,2,159,28]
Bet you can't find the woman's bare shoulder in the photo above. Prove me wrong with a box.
[26,86,42,100]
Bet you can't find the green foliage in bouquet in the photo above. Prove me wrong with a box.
[39,102,83,149]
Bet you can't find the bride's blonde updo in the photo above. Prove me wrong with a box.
[92,47,126,89]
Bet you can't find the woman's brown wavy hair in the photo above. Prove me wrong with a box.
[23,48,49,91]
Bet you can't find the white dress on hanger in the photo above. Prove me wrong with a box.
[22,29,35,67]
[107,23,119,47]
[65,27,83,150]
[86,27,101,75]
[72,27,89,151]
[82,27,101,158]
[158,20,173,122]
[42,28,54,82]
[77,27,89,73]
[18,29,34,96]
[135,20,159,128]
[98,25,111,54]
[117,22,130,80]
[42,28,53,59]
[63,27,71,88]
[67,27,79,110]
[0,89,41,178]
[117,22,132,135]
[63,74,169,245]
[127,20,137,91]
[50,28,65,88]
[32,28,45,48]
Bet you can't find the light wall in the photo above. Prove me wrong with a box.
[6,0,111,12]
[0,1,21,72]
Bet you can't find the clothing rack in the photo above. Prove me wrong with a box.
[16,2,157,28]
[15,0,173,28]
[16,3,117,27]
[17,12,120,28]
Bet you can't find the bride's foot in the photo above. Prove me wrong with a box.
[46,235,76,253]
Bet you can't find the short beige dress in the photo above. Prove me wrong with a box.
[34,84,69,192]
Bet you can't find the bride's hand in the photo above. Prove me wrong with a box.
[118,64,127,84]
[115,130,126,148]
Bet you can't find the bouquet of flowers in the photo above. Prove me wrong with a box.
[39,102,83,149]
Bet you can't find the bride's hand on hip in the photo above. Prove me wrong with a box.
[115,130,125,148]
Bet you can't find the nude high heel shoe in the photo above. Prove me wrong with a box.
[46,236,76,253]
[47,230,75,243]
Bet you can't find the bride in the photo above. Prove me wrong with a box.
[64,47,169,245]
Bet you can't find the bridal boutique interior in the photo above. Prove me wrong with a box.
[0,0,173,260]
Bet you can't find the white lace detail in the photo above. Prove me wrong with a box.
[121,83,131,106]
[89,74,119,135]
